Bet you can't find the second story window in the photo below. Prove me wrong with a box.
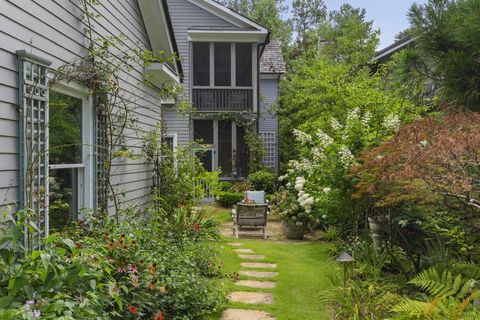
[215,43,231,86]
[193,43,210,86]
[192,42,253,88]
[236,43,252,87]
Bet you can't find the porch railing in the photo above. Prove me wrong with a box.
[192,87,253,111]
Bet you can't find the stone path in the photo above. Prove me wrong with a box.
[221,243,278,320]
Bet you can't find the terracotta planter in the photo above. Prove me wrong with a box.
[283,219,307,240]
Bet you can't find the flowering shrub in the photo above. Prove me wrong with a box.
[0,208,225,319]
[274,106,408,230]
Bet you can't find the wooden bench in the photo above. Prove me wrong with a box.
[232,203,269,239]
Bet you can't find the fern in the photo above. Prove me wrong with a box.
[392,267,480,319]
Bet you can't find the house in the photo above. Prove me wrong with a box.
[0,0,283,237]
[0,0,181,235]
[374,36,415,63]
[162,0,284,179]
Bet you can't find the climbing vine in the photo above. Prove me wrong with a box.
[51,0,182,221]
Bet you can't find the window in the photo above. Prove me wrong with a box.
[161,134,177,162]
[214,43,231,86]
[48,88,94,231]
[236,43,252,87]
[218,121,232,176]
[193,43,210,86]
[236,125,249,176]
[193,120,214,145]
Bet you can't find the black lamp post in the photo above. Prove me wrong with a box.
[336,252,355,287]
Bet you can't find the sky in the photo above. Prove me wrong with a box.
[283,0,426,50]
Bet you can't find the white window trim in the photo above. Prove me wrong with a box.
[49,81,95,220]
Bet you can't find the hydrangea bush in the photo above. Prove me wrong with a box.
[274,107,409,230]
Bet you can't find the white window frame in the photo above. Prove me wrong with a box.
[48,81,94,223]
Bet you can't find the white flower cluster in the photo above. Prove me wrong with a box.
[312,147,324,162]
[383,113,401,132]
[362,111,372,127]
[339,146,355,167]
[398,219,408,228]
[293,129,312,144]
[323,187,331,194]
[295,176,306,191]
[316,129,334,146]
[331,117,343,131]
[347,107,361,122]
[278,174,288,182]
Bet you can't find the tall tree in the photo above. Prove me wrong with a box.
[406,0,480,109]
[291,0,327,41]
[218,0,292,47]
[316,4,380,65]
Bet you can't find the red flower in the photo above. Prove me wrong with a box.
[153,310,165,320]
[116,267,126,273]
[75,242,83,249]
[193,223,202,232]
[127,304,138,315]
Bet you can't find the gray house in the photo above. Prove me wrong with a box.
[163,0,284,178]
[0,0,283,236]
[0,0,181,234]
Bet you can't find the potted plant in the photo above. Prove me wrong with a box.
[270,187,310,240]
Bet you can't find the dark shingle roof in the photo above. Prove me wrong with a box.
[260,40,286,74]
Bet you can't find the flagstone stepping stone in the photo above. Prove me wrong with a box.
[221,308,275,320]
[234,248,255,253]
[235,280,276,289]
[228,291,274,304]
[227,243,243,247]
[241,262,277,269]
[239,270,279,278]
[239,254,265,260]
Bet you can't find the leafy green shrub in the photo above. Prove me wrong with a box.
[247,170,277,194]
[218,181,234,192]
[0,208,225,319]
[230,181,252,193]
[217,191,244,208]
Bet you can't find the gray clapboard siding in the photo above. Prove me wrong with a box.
[162,108,190,146]
[0,0,166,209]
[259,79,279,133]
[164,0,236,145]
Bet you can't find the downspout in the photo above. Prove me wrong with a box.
[256,32,270,132]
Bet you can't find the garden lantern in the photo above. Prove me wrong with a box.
[336,252,354,287]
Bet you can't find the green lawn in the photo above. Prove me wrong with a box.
[204,204,336,320]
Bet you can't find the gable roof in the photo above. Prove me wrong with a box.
[375,36,416,63]
[188,0,269,33]
[260,40,285,74]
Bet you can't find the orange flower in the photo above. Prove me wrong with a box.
[127,304,138,315]
[153,310,165,320]
[159,286,168,294]
[75,242,83,249]
[105,242,116,250]
[148,263,157,275]
[149,280,157,290]
[193,223,201,232]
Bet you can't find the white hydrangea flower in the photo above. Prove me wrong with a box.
[312,147,324,162]
[339,146,355,166]
[316,129,334,146]
[419,140,428,147]
[323,187,331,194]
[362,111,372,127]
[347,107,361,122]
[293,129,312,144]
[383,113,401,132]
[331,117,343,131]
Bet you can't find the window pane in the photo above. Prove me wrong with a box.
[164,137,174,151]
[236,43,252,86]
[195,150,213,172]
[193,120,214,144]
[49,168,78,231]
[236,125,249,176]
[215,43,231,86]
[218,121,232,176]
[49,91,82,164]
[193,43,210,86]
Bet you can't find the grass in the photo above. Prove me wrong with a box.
[204,204,337,320]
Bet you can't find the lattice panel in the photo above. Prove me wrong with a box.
[18,51,51,248]
[259,132,277,172]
